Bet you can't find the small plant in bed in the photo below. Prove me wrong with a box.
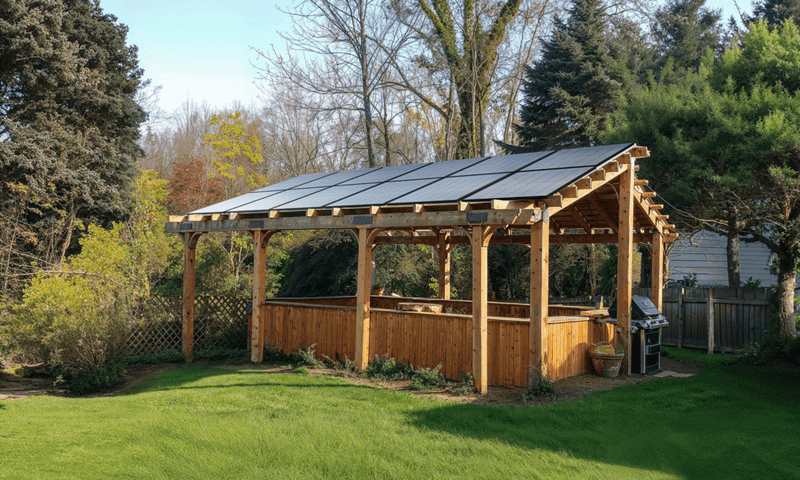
[523,374,556,402]
[410,364,445,391]
[365,355,413,380]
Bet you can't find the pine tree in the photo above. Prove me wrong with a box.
[652,0,723,73]
[749,0,800,27]
[0,0,145,297]
[503,0,622,152]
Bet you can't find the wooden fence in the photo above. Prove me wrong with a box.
[260,299,614,386]
[632,287,773,353]
[128,295,248,355]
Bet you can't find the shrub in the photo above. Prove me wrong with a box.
[299,344,323,367]
[65,348,185,396]
[366,355,412,379]
[410,364,445,391]
[524,374,556,401]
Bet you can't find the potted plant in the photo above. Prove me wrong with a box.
[371,285,384,296]
[588,342,624,377]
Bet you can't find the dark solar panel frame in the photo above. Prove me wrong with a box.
[187,144,636,214]
[338,163,430,185]
[521,143,633,171]
[326,179,439,207]
[189,191,281,215]
[389,156,490,181]
[228,187,326,213]
[253,171,336,192]
[452,151,554,176]
[464,167,594,201]
[389,174,507,205]
[275,183,381,210]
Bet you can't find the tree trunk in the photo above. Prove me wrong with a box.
[358,1,376,168]
[776,255,798,336]
[726,219,741,287]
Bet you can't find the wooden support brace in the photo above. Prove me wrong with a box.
[355,228,373,371]
[617,163,634,375]
[472,225,494,394]
[529,215,549,386]
[250,230,276,363]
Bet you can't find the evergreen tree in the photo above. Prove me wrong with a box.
[502,0,622,152]
[749,0,800,27]
[652,0,723,73]
[0,0,145,297]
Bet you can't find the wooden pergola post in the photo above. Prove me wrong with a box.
[251,230,276,363]
[438,231,451,300]
[617,160,635,375]
[472,226,494,394]
[651,231,664,311]
[182,232,203,363]
[529,212,549,385]
[355,227,374,371]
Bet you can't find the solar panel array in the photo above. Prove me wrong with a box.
[189,143,635,215]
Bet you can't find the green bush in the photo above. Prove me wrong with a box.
[524,374,556,401]
[366,355,412,380]
[409,364,444,391]
[65,349,186,395]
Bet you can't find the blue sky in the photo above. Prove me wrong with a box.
[102,0,745,115]
[102,0,294,114]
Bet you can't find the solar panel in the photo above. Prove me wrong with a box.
[298,168,379,188]
[390,174,506,204]
[465,167,593,201]
[189,192,279,215]
[522,143,633,171]
[228,188,325,213]
[253,172,334,192]
[391,157,489,181]
[328,179,438,207]
[453,151,553,176]
[275,183,380,210]
[338,163,429,185]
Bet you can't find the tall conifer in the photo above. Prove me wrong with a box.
[502,0,621,152]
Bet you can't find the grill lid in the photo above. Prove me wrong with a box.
[608,296,663,320]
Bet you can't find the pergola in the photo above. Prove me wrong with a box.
[166,143,675,393]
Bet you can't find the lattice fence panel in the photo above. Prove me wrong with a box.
[127,295,182,355]
[194,295,249,350]
[125,295,249,355]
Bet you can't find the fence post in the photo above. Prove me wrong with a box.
[677,287,684,349]
[707,288,715,355]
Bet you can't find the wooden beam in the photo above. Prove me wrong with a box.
[617,161,634,375]
[569,206,593,234]
[543,194,563,208]
[630,146,650,158]
[589,194,619,233]
[187,214,210,222]
[560,185,579,199]
[649,204,664,211]
[373,232,654,245]
[355,228,373,371]
[635,179,649,186]
[656,215,669,221]
[472,226,493,394]
[652,232,664,311]
[250,230,276,363]
[617,153,632,165]
[438,232,451,300]
[641,191,656,199]
[529,216,549,386]
[182,232,202,363]
[169,215,188,223]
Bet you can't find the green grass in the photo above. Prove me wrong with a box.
[1,353,798,480]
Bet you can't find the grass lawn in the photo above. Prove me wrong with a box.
[1,349,798,480]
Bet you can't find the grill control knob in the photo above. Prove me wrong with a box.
[630,325,639,334]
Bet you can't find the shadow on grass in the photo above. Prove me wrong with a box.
[404,365,800,480]
[116,364,374,396]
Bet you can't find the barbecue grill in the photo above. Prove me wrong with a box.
[608,296,668,374]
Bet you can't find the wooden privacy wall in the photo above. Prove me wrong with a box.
[370,295,593,318]
[633,287,772,352]
[261,301,615,385]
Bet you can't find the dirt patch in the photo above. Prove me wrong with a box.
[217,355,702,407]
[1,355,700,405]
